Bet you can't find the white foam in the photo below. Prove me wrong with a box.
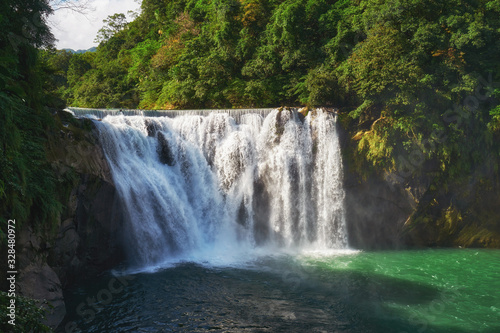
[96,109,348,271]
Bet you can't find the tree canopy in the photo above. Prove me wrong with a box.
[41,0,500,244]
[43,0,500,175]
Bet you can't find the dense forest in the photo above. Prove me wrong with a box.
[42,0,500,244]
[0,0,64,331]
[0,0,61,236]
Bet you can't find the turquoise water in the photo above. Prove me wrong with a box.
[59,249,500,332]
[303,249,500,333]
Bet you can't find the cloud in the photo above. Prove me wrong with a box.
[49,0,140,50]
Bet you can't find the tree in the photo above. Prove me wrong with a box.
[50,0,94,15]
[94,13,128,44]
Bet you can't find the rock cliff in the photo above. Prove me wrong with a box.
[14,112,125,329]
[338,115,500,250]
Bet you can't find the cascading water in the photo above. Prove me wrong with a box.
[93,108,347,269]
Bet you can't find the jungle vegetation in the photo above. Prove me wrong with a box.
[42,0,500,245]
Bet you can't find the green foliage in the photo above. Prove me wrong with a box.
[489,105,500,132]
[57,0,348,109]
[0,2,77,326]
[95,13,129,44]
[0,292,52,332]
[39,48,73,108]
[46,0,500,221]
[1,0,63,234]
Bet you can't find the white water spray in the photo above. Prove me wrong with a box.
[94,109,347,268]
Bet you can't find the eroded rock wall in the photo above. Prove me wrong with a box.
[338,118,500,250]
[14,112,125,329]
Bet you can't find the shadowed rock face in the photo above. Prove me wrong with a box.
[15,226,67,328]
[52,174,125,283]
[157,132,176,166]
[343,174,417,250]
[12,113,126,329]
[338,117,500,250]
[337,122,422,250]
[46,115,126,286]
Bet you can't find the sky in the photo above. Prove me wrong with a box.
[49,0,141,50]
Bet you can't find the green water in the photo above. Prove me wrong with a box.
[302,249,500,333]
[59,249,500,332]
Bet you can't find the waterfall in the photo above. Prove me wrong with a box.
[92,108,347,268]
[66,107,275,123]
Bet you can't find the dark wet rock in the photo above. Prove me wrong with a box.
[9,113,127,329]
[343,173,418,250]
[157,131,176,166]
[13,226,66,329]
[145,119,157,137]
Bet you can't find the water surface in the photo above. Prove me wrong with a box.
[59,249,500,333]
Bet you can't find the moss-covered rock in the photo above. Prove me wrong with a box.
[1,110,126,329]
[339,107,500,250]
